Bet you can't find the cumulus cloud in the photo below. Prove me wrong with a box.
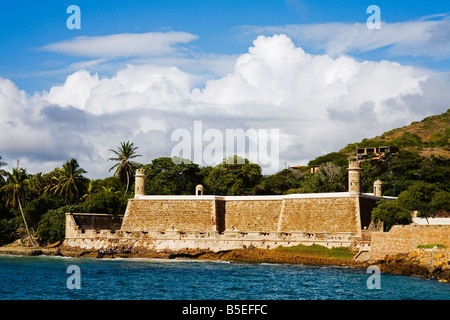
[1,34,449,177]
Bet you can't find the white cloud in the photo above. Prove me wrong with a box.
[239,17,450,58]
[40,31,199,58]
[1,34,449,178]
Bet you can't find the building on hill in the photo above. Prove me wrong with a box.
[356,146,399,161]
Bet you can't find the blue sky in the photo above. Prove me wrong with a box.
[0,1,449,177]
[2,0,449,92]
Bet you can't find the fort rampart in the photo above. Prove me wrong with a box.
[63,163,450,260]
[64,192,379,253]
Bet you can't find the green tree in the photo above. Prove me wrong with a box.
[84,190,127,214]
[108,141,142,195]
[0,156,6,183]
[430,191,450,215]
[143,157,205,195]
[300,163,347,193]
[0,168,36,246]
[36,204,85,244]
[371,200,412,231]
[51,159,90,203]
[0,218,18,245]
[308,152,348,167]
[23,194,64,230]
[258,169,302,195]
[397,181,439,221]
[205,155,262,195]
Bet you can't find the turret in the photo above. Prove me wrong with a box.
[134,168,146,197]
[373,179,382,198]
[347,161,362,195]
[195,184,204,196]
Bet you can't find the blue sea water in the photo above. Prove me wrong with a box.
[0,255,449,300]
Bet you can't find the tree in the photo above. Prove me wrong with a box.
[258,169,302,195]
[51,158,90,203]
[36,204,85,244]
[300,163,347,193]
[108,141,142,195]
[205,155,262,195]
[371,200,412,231]
[84,191,127,215]
[144,157,204,195]
[0,168,36,246]
[430,191,450,214]
[308,152,348,167]
[397,181,439,221]
[0,156,6,183]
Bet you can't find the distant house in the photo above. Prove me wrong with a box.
[356,146,399,161]
[310,165,320,173]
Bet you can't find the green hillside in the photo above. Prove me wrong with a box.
[302,109,449,197]
[341,109,450,158]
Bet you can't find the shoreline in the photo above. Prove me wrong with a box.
[1,245,449,283]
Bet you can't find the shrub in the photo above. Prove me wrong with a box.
[0,218,19,245]
[36,204,84,244]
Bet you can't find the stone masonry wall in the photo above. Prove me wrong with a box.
[370,225,450,260]
[279,197,359,233]
[120,193,363,234]
[224,198,282,232]
[121,197,217,232]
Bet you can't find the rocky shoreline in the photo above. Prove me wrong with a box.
[1,245,449,283]
[372,248,450,283]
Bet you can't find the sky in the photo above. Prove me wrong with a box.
[0,0,449,178]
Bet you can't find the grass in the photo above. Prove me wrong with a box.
[274,244,356,259]
[417,244,446,249]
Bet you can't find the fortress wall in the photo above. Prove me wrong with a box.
[224,197,282,232]
[370,225,450,260]
[119,193,366,235]
[120,196,218,232]
[279,194,359,233]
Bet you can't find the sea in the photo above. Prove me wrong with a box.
[0,255,449,301]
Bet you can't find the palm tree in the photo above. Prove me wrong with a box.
[0,156,6,183]
[51,158,90,203]
[108,141,142,195]
[0,168,36,246]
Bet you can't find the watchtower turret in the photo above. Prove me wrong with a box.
[347,161,362,195]
[373,179,382,197]
[134,168,146,197]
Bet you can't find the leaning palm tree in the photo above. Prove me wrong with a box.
[0,168,36,246]
[51,158,90,203]
[108,141,142,195]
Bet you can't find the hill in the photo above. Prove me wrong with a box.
[340,109,450,158]
[303,109,449,197]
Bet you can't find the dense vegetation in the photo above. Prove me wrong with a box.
[0,109,448,245]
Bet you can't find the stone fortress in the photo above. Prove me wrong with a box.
[64,160,450,260]
[64,161,388,254]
